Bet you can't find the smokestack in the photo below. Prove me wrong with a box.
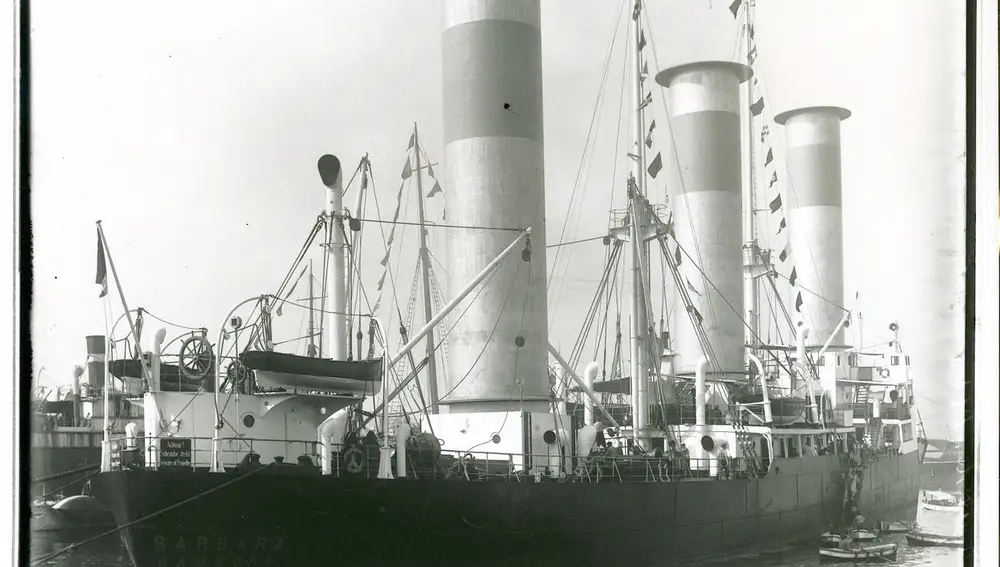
[72,365,84,426]
[317,154,349,360]
[655,61,753,379]
[85,335,106,389]
[774,106,852,348]
[440,0,549,412]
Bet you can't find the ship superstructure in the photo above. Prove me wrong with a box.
[77,2,924,566]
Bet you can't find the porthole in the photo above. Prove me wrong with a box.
[243,414,256,428]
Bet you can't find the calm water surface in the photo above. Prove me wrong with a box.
[29,531,964,566]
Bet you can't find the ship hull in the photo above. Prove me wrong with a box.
[92,451,918,567]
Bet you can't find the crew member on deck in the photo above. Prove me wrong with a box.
[717,441,731,479]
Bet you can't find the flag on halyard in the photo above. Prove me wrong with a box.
[95,228,108,298]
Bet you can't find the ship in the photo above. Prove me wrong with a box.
[87,2,923,566]
[29,343,143,531]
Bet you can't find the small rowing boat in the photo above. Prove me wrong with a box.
[878,520,911,533]
[818,528,878,548]
[819,543,898,562]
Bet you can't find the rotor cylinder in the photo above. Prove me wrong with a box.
[774,106,851,348]
[655,61,752,379]
[440,0,549,411]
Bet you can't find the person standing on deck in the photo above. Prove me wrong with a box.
[717,441,731,479]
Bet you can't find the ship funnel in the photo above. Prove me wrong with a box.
[317,154,348,360]
[774,106,851,348]
[440,0,550,412]
[85,335,106,388]
[72,365,84,426]
[655,62,752,380]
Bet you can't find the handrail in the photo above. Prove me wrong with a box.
[104,434,781,483]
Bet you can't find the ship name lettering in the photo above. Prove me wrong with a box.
[156,555,276,567]
[153,536,284,553]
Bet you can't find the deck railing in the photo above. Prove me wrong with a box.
[105,436,771,483]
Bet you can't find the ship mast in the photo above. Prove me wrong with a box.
[628,2,651,449]
[307,260,318,357]
[412,123,440,414]
[741,3,766,371]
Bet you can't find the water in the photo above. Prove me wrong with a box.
[29,531,964,566]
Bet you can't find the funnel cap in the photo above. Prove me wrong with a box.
[774,105,852,125]
[655,60,754,88]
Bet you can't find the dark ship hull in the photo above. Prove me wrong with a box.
[92,451,919,567]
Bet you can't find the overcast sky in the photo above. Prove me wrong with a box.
[29,0,965,438]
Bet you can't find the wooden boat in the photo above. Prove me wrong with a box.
[905,488,963,547]
[818,529,877,548]
[242,350,383,395]
[878,520,911,533]
[109,358,209,392]
[819,543,897,562]
[734,393,809,425]
[906,531,963,547]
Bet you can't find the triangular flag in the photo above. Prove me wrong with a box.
[789,267,798,287]
[641,61,648,80]
[401,158,412,179]
[688,305,704,326]
[748,46,758,66]
[686,278,702,297]
[647,152,663,179]
[777,217,787,234]
[632,0,641,20]
[427,164,435,178]
[764,148,773,167]
[674,245,683,266]
[769,171,778,187]
[427,181,442,198]
[645,120,656,148]
[749,24,755,40]
[795,292,803,313]
[750,98,765,116]
[729,0,742,18]
[638,31,646,51]
[407,133,415,150]
[638,91,653,112]
[779,245,789,263]
[95,228,108,298]
[760,125,770,143]
[769,194,782,213]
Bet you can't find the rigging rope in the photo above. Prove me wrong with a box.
[436,262,522,403]
[547,0,629,324]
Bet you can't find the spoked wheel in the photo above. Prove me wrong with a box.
[178,335,215,380]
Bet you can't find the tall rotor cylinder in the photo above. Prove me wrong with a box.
[774,106,852,348]
[440,0,549,411]
[655,61,752,379]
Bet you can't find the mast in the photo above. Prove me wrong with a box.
[413,123,440,414]
[741,3,764,363]
[307,260,318,357]
[628,3,650,449]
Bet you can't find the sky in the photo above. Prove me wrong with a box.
[28,0,966,439]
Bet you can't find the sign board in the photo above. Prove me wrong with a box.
[159,437,193,469]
